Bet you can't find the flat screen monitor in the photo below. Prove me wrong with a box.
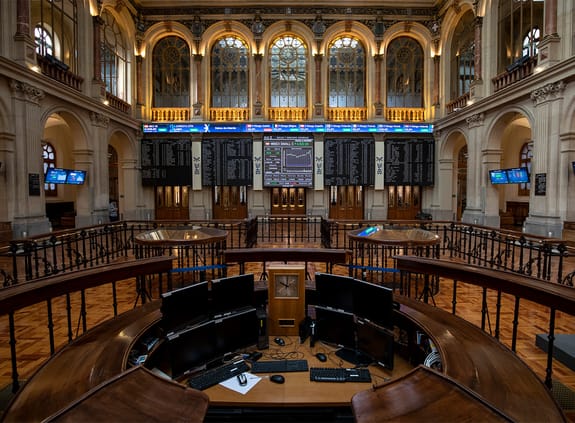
[45,168,68,184]
[210,274,255,318]
[356,319,395,370]
[506,167,529,184]
[66,169,86,184]
[166,320,217,379]
[314,273,354,313]
[489,169,509,184]
[160,281,210,334]
[353,279,394,329]
[214,307,258,356]
[263,135,314,187]
[314,305,356,349]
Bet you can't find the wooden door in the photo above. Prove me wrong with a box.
[387,186,421,220]
[329,186,364,220]
[155,186,189,220]
[270,187,306,215]
[212,186,248,219]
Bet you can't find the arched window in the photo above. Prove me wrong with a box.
[498,0,543,71]
[450,11,475,100]
[34,0,78,71]
[152,36,190,108]
[43,142,57,196]
[518,142,532,196]
[328,36,365,108]
[101,10,130,101]
[269,35,308,108]
[386,37,424,108]
[211,36,249,108]
[522,27,541,57]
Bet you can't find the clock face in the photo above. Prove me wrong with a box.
[274,274,299,298]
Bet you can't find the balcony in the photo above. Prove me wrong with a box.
[209,107,249,121]
[105,92,131,114]
[37,55,83,92]
[268,107,308,121]
[492,56,537,93]
[446,93,470,114]
[151,108,190,122]
[327,107,367,121]
[385,107,425,122]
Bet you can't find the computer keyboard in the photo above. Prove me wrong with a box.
[187,359,250,390]
[309,367,372,383]
[250,359,309,373]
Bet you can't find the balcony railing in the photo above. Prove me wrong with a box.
[492,55,537,92]
[37,55,83,91]
[151,107,190,122]
[268,107,308,121]
[105,92,131,114]
[209,107,249,121]
[327,107,367,121]
[385,107,425,122]
[446,93,470,114]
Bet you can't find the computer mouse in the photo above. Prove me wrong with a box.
[315,352,327,362]
[270,374,285,384]
[274,337,285,346]
[237,373,247,386]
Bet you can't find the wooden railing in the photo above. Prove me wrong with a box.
[446,92,470,114]
[36,55,83,91]
[492,55,537,92]
[395,255,575,390]
[326,107,367,121]
[268,107,308,121]
[105,92,131,114]
[0,256,174,393]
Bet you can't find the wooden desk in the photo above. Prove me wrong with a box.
[203,336,412,408]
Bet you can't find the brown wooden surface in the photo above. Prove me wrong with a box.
[2,301,162,423]
[0,256,174,314]
[395,256,575,314]
[396,295,566,422]
[224,248,350,265]
[202,335,409,407]
[45,366,209,423]
[352,365,514,422]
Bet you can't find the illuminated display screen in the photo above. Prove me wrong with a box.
[142,122,434,134]
[263,135,314,187]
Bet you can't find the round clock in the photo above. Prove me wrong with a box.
[274,274,299,298]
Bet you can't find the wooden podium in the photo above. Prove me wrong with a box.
[267,264,306,336]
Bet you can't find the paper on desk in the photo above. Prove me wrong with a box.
[219,372,261,394]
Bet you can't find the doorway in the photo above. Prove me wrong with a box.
[387,186,421,220]
[155,186,189,220]
[270,187,306,215]
[212,186,248,219]
[328,186,364,220]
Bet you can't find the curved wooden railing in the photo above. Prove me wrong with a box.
[395,255,575,389]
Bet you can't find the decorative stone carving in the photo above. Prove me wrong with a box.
[9,80,45,105]
[466,113,484,128]
[90,112,110,127]
[531,81,565,105]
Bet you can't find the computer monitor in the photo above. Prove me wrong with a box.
[356,319,395,370]
[506,167,529,184]
[214,307,258,356]
[45,168,68,184]
[489,169,509,184]
[353,279,394,329]
[314,273,354,313]
[160,281,210,334]
[165,320,217,379]
[210,273,255,318]
[66,169,86,185]
[314,305,356,350]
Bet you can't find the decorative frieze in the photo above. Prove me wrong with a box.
[90,112,110,127]
[9,80,45,105]
[531,81,565,105]
[466,113,484,128]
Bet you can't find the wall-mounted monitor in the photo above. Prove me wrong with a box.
[489,169,509,184]
[263,135,314,187]
[506,167,529,184]
[45,168,68,184]
[66,169,86,185]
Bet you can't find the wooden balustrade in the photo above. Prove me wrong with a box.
[209,107,249,121]
[37,55,83,91]
[151,107,191,121]
[105,92,131,114]
[385,107,425,122]
[492,56,537,92]
[268,107,308,121]
[327,107,367,121]
[446,92,470,114]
